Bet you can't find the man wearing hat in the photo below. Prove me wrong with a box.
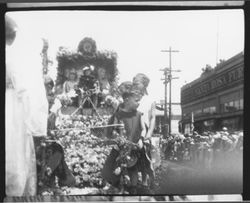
[132,73,160,185]
[132,74,156,138]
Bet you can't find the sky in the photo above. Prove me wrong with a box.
[7,9,244,104]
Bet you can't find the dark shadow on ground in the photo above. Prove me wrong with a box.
[154,151,242,195]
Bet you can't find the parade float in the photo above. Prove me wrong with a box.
[37,37,126,195]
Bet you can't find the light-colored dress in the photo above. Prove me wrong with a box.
[5,31,48,196]
[99,79,110,95]
[63,80,78,93]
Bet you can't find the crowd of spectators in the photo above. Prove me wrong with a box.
[161,128,243,169]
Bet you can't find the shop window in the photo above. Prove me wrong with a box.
[210,106,216,114]
[203,106,216,115]
[225,102,236,112]
[222,99,243,113]
[235,100,240,110]
[229,101,234,107]
[203,107,210,114]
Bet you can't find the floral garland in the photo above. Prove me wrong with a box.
[55,46,118,87]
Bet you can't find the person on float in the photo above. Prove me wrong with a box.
[5,15,48,196]
[62,69,78,94]
[102,81,151,194]
[97,66,111,94]
[44,75,59,131]
[44,75,55,111]
[61,69,78,107]
[78,66,99,108]
[96,66,111,103]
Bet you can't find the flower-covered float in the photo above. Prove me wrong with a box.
[37,38,125,195]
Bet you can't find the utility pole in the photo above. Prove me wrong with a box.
[161,47,180,135]
[160,68,169,138]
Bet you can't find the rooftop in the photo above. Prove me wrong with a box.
[181,51,244,91]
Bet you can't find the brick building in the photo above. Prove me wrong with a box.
[180,52,243,134]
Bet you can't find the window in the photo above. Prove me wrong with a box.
[210,106,216,114]
[203,106,216,115]
[225,102,231,112]
[203,107,209,115]
[229,101,234,107]
[222,99,243,113]
[235,100,240,110]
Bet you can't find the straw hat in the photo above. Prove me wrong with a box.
[132,73,150,95]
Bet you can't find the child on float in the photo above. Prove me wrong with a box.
[63,69,78,94]
[102,81,156,194]
[62,69,79,107]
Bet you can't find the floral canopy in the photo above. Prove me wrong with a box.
[55,37,119,87]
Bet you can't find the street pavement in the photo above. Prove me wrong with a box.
[155,158,242,195]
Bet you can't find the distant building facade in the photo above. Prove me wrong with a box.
[154,100,181,134]
[180,52,244,134]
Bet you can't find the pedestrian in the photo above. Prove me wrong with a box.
[132,73,155,138]
[5,15,48,196]
[206,134,215,171]
[132,73,157,186]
